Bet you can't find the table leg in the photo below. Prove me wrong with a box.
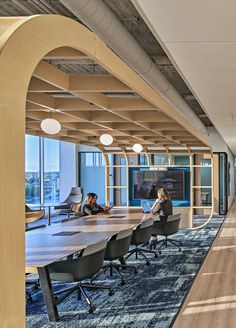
[38,267,59,322]
[48,206,51,226]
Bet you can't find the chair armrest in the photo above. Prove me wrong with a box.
[54,204,70,210]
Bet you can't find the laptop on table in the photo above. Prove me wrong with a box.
[142,201,152,213]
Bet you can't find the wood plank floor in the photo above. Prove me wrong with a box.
[173,200,236,328]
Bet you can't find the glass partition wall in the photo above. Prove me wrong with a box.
[79,152,106,206]
[77,149,231,226]
[102,151,214,226]
[219,152,228,215]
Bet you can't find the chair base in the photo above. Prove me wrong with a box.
[26,291,33,304]
[151,237,182,252]
[53,282,114,313]
[26,277,40,303]
[91,261,137,286]
[125,246,159,265]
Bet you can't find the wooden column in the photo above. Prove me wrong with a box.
[0,63,26,327]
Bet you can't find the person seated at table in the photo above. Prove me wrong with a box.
[81,192,110,216]
[148,187,173,249]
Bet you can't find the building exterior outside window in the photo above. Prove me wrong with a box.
[25,135,60,204]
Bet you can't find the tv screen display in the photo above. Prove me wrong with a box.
[133,170,185,200]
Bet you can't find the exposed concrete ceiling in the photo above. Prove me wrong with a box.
[0,0,213,128]
[133,0,236,154]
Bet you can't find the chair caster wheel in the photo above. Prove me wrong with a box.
[146,261,150,265]
[89,305,96,313]
[121,280,126,286]
[154,253,158,258]
[109,289,115,296]
[159,251,162,254]
[179,249,181,252]
[27,297,33,304]
[32,285,39,291]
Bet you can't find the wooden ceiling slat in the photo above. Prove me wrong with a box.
[26,48,209,149]
[33,60,69,90]
[69,75,131,93]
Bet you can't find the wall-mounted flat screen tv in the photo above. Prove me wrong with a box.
[133,170,185,200]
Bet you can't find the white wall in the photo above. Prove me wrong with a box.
[59,141,77,201]
[209,127,235,208]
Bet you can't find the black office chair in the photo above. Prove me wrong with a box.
[48,239,114,313]
[125,218,159,265]
[151,213,182,252]
[91,228,137,286]
[54,187,83,214]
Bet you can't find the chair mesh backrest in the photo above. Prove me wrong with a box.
[116,227,133,240]
[82,239,107,256]
[140,217,154,228]
[163,213,181,235]
[64,187,83,205]
[131,218,154,245]
[49,239,107,282]
[105,228,133,260]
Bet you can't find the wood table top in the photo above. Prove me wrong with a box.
[26,210,151,273]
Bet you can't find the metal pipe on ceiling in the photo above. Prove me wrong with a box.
[60,0,208,137]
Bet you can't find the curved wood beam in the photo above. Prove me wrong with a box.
[0,14,211,327]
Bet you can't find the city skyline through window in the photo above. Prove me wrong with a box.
[25,135,60,204]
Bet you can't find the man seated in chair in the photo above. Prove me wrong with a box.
[148,187,173,249]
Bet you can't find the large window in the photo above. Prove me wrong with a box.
[25,136,60,204]
[43,138,60,203]
[25,135,40,204]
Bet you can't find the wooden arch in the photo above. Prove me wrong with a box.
[0,15,210,326]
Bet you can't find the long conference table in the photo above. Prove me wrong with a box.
[26,209,152,322]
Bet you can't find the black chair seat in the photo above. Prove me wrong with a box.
[150,214,182,252]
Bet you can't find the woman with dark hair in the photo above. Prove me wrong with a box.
[81,192,110,216]
[148,187,173,248]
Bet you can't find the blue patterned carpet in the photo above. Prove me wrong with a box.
[26,216,224,328]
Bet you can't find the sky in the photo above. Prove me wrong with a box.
[25,135,59,172]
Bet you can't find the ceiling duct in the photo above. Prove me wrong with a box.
[60,0,208,136]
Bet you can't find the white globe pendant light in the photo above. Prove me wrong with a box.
[100,133,113,146]
[133,143,143,153]
[40,118,61,135]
